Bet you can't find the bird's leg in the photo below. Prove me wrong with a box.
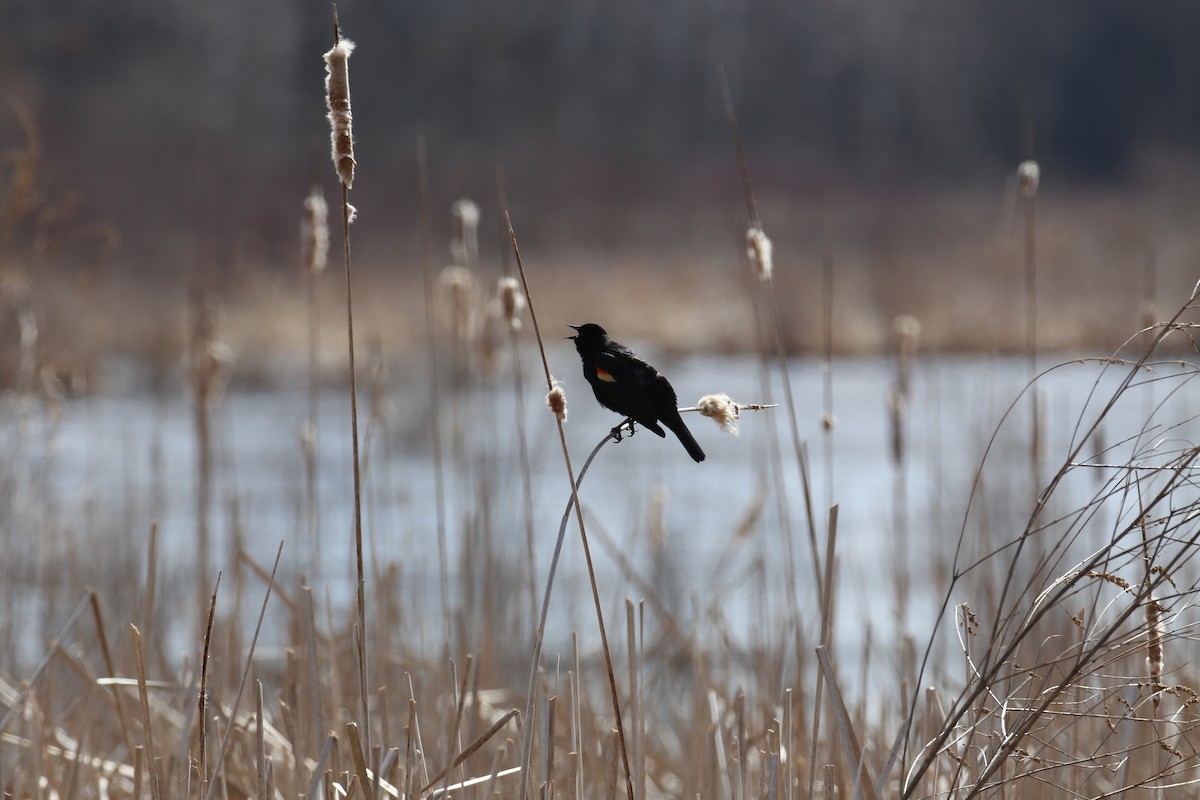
[610,417,636,442]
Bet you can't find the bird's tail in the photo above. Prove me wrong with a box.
[662,412,706,463]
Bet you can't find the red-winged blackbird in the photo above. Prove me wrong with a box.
[568,323,706,463]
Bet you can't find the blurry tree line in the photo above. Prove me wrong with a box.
[3,0,1199,270]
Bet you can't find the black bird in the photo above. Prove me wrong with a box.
[568,323,706,462]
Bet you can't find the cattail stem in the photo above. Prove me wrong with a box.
[197,573,221,785]
[325,7,370,778]
[302,187,328,570]
[496,163,539,628]
[719,66,822,607]
[506,213,635,800]
[416,133,452,650]
[1019,159,1040,492]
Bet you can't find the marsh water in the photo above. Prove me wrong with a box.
[5,349,1198,684]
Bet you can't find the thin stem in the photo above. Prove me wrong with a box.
[496,161,539,630]
[330,8,371,768]
[306,263,321,570]
[416,132,451,648]
[340,176,371,783]
[720,65,821,606]
[1025,186,1039,492]
[506,213,635,800]
[198,572,222,785]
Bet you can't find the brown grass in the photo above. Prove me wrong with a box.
[4,23,1200,800]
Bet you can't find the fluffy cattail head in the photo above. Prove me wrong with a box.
[498,276,525,330]
[546,380,568,423]
[1017,160,1040,199]
[451,199,480,265]
[301,187,329,275]
[698,393,740,435]
[1146,595,1165,708]
[324,38,356,188]
[746,225,773,283]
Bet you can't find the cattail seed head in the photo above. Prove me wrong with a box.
[546,380,567,423]
[451,198,480,228]
[1146,595,1165,708]
[498,276,525,330]
[698,393,740,435]
[746,225,773,282]
[324,38,356,188]
[302,187,329,275]
[450,199,480,265]
[1017,160,1040,198]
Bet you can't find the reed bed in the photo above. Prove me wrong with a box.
[3,13,1200,800]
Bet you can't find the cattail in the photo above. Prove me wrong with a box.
[451,199,480,265]
[893,314,921,400]
[887,387,906,466]
[820,412,837,432]
[546,380,567,423]
[39,364,64,418]
[698,393,740,435]
[439,265,476,341]
[298,421,316,460]
[1017,160,1040,199]
[746,225,773,282]
[302,187,329,275]
[477,310,502,377]
[646,486,668,554]
[324,38,356,188]
[1146,595,1165,709]
[452,198,480,227]
[498,276,525,330]
[188,291,231,410]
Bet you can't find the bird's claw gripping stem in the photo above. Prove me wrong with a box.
[611,418,636,442]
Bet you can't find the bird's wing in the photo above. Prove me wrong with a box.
[646,374,682,425]
[593,347,649,381]
[593,349,663,430]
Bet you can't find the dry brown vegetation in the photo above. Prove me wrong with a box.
[4,13,1200,800]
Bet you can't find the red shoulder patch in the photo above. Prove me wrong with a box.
[595,366,617,383]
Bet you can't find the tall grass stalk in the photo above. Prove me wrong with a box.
[719,65,826,795]
[496,162,539,628]
[889,315,920,630]
[504,211,635,800]
[201,541,284,800]
[301,186,329,568]
[197,572,221,787]
[718,66,820,607]
[821,250,835,511]
[417,133,452,650]
[902,283,1200,795]
[187,287,223,622]
[324,8,370,767]
[1019,158,1041,492]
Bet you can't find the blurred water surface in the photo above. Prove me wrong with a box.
[6,350,1199,685]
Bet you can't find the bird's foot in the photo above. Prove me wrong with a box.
[611,418,636,442]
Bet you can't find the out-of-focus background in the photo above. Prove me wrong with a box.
[6,0,1200,389]
[4,5,1200,796]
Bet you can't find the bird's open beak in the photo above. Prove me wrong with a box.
[566,323,580,340]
